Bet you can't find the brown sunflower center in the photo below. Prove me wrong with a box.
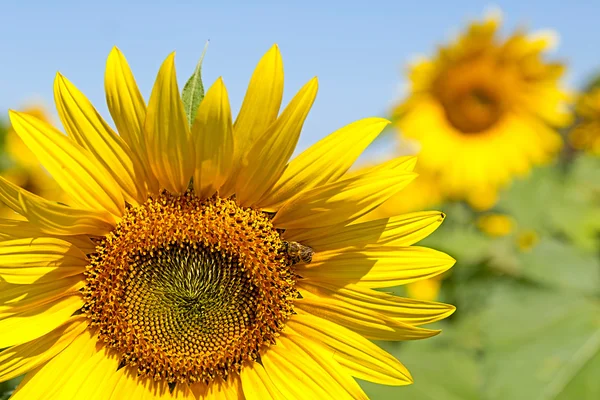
[83,192,298,384]
[433,61,507,134]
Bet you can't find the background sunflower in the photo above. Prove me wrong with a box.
[393,13,570,210]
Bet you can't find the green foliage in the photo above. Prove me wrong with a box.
[182,42,209,126]
[498,157,600,252]
[366,152,600,399]
[0,377,22,400]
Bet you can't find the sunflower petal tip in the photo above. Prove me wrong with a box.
[7,109,23,123]
[531,29,560,49]
[447,255,457,267]
[164,52,177,64]
[107,47,127,63]
[446,304,457,315]
[54,72,67,86]
[364,117,391,127]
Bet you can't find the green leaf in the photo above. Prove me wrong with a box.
[498,160,600,251]
[482,283,600,400]
[497,165,562,232]
[0,376,22,399]
[182,41,209,126]
[515,238,600,294]
[550,154,600,251]
[554,343,600,400]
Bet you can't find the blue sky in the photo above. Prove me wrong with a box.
[0,0,598,151]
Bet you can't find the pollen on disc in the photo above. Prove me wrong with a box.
[82,192,298,384]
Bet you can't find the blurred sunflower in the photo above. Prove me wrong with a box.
[476,213,515,237]
[0,107,63,218]
[394,13,570,210]
[569,87,600,155]
[0,46,455,398]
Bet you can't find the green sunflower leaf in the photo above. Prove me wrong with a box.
[482,282,600,400]
[182,41,209,126]
[515,237,600,294]
[550,154,600,251]
[497,165,563,232]
[498,158,600,251]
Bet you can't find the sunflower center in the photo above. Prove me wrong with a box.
[433,61,507,134]
[83,192,298,384]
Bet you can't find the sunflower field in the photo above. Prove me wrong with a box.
[0,6,599,400]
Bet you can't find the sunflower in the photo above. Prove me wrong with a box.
[394,13,570,210]
[0,46,455,398]
[569,87,600,155]
[476,213,515,237]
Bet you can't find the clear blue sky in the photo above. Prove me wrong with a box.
[1,0,598,151]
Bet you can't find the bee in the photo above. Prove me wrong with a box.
[282,241,314,265]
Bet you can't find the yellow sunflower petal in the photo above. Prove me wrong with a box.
[257,118,390,210]
[272,169,417,230]
[344,155,418,178]
[188,381,208,398]
[0,315,88,382]
[300,281,456,326]
[0,275,83,315]
[283,333,369,400]
[106,367,171,400]
[284,211,446,251]
[297,245,455,288]
[0,219,97,253]
[0,294,83,348]
[235,78,318,206]
[0,176,115,236]
[240,362,285,400]
[171,384,194,400]
[8,110,125,217]
[54,73,147,204]
[233,45,284,152]
[205,375,243,400]
[0,237,87,284]
[295,294,440,340]
[57,347,120,400]
[192,78,234,199]
[261,340,345,399]
[10,328,98,400]
[145,53,195,194]
[105,47,159,193]
[220,45,284,197]
[288,312,412,385]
